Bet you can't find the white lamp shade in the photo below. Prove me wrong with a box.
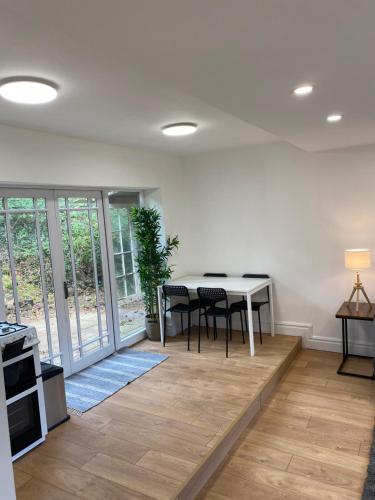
[345,249,371,270]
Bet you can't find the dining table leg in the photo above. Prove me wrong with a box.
[246,292,255,356]
[269,282,275,336]
[157,285,164,346]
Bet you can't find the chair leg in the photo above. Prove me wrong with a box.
[198,313,201,353]
[258,309,263,344]
[163,310,167,347]
[228,315,233,357]
[205,308,209,339]
[180,313,183,336]
[226,316,229,358]
[214,316,217,340]
[188,312,191,351]
[240,311,245,344]
[198,311,201,348]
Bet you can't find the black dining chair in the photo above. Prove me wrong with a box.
[231,274,270,344]
[202,273,228,339]
[197,287,244,357]
[162,285,200,350]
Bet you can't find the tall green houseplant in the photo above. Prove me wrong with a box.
[130,207,179,340]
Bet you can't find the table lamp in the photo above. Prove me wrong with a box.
[345,249,372,311]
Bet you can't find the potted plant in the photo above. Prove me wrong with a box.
[130,206,179,340]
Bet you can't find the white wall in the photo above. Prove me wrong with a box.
[182,141,375,354]
[0,124,185,273]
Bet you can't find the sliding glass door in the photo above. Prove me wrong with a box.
[55,191,114,373]
[0,189,114,376]
[0,188,145,375]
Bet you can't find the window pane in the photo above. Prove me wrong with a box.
[116,277,126,298]
[58,197,66,209]
[0,214,15,322]
[38,211,60,362]
[124,253,133,273]
[7,197,34,210]
[114,254,124,275]
[112,231,122,253]
[36,198,46,209]
[109,192,144,340]
[68,197,89,209]
[126,274,136,296]
[110,209,120,232]
[121,231,131,252]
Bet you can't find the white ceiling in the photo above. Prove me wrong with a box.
[1,1,375,154]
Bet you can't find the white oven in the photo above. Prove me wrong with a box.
[0,323,47,461]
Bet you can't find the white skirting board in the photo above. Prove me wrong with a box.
[265,320,375,357]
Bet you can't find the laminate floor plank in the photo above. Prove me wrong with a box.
[16,452,152,500]
[16,478,81,500]
[82,453,180,500]
[203,348,375,500]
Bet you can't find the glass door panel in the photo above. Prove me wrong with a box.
[0,192,61,365]
[56,192,113,370]
[107,192,144,343]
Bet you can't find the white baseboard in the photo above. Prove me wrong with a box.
[269,320,375,357]
[306,335,375,357]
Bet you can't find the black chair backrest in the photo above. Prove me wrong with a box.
[197,287,228,308]
[163,285,189,299]
[242,274,270,301]
[203,273,227,277]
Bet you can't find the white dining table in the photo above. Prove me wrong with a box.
[157,275,274,356]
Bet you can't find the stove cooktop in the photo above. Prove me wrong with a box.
[0,322,38,352]
[0,322,28,336]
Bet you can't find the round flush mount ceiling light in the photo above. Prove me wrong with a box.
[326,113,343,123]
[162,122,198,136]
[293,84,314,96]
[0,77,58,104]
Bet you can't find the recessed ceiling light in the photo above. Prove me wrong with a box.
[0,77,58,104]
[326,114,343,123]
[293,85,314,96]
[162,122,198,136]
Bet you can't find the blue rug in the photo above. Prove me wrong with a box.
[65,348,168,413]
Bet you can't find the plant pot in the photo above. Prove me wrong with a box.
[145,315,161,341]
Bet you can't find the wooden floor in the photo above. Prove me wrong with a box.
[199,349,375,500]
[13,330,300,500]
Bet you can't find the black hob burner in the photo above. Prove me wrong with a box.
[0,321,28,336]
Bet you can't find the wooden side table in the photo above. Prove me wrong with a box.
[335,302,375,379]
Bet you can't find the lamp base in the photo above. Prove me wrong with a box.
[348,272,371,311]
